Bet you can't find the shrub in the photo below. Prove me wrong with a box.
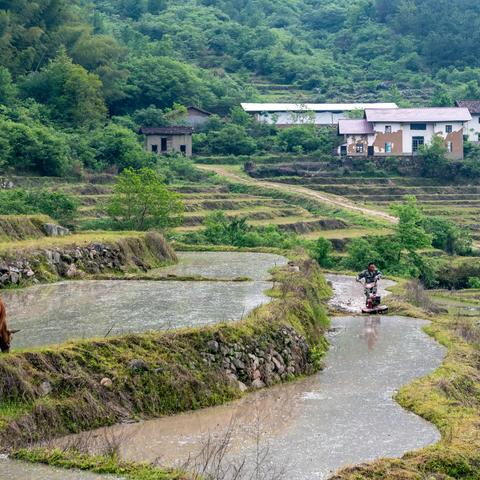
[467,277,480,289]
[423,216,472,255]
[181,211,300,249]
[106,167,184,230]
[310,237,333,267]
[0,189,78,224]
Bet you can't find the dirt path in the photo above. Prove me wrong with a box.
[198,165,398,224]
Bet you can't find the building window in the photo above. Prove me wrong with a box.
[385,125,392,133]
[410,123,427,130]
[446,141,453,152]
[161,138,168,152]
[180,145,187,154]
[445,125,453,133]
[151,144,158,153]
[385,142,392,153]
[356,143,364,153]
[412,136,424,153]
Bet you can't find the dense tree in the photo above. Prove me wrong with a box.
[106,167,184,230]
[88,124,152,171]
[21,48,107,129]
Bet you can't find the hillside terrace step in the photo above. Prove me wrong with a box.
[347,194,480,201]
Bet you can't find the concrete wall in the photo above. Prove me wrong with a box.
[256,111,350,126]
[464,114,480,142]
[145,134,192,157]
[186,111,210,129]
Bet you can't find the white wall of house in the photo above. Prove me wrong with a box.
[402,121,464,154]
[464,114,480,142]
[256,111,350,126]
[371,121,464,156]
[342,121,465,159]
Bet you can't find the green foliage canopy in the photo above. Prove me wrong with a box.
[106,167,184,230]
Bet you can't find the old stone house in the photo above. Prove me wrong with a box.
[186,106,212,129]
[455,100,480,142]
[241,102,398,127]
[338,108,472,160]
[140,126,193,157]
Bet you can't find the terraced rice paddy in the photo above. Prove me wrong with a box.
[46,178,357,241]
[256,173,480,243]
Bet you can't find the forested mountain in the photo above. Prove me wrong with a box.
[1,0,480,175]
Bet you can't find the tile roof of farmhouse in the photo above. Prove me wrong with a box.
[338,119,374,135]
[455,100,480,114]
[139,126,193,135]
[241,103,398,112]
[365,108,472,122]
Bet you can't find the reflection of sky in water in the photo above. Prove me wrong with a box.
[163,251,287,280]
[4,252,286,350]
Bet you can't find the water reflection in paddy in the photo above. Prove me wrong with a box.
[5,252,286,350]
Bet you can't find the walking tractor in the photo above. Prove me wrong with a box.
[359,278,388,314]
[356,263,388,314]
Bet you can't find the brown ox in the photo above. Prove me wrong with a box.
[0,297,19,353]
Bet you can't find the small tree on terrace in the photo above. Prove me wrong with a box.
[106,167,184,230]
[418,135,449,178]
[391,195,432,252]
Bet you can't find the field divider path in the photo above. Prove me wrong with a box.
[198,165,399,224]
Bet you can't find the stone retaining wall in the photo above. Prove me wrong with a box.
[0,232,176,288]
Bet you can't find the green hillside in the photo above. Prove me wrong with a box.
[0,0,480,176]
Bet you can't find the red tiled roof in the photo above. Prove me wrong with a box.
[455,100,480,114]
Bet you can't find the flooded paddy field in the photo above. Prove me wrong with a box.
[5,252,286,350]
[57,314,445,479]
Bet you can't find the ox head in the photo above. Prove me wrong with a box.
[0,329,20,353]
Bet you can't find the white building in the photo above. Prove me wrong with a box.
[455,100,480,142]
[241,102,398,127]
[338,108,472,160]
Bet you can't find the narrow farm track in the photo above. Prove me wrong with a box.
[198,165,399,224]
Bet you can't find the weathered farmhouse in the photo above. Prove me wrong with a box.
[338,108,472,160]
[186,106,212,129]
[455,100,480,142]
[140,126,193,156]
[241,102,398,127]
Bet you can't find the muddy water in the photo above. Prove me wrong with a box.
[0,454,118,480]
[58,316,445,478]
[5,252,286,350]
[325,273,396,313]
